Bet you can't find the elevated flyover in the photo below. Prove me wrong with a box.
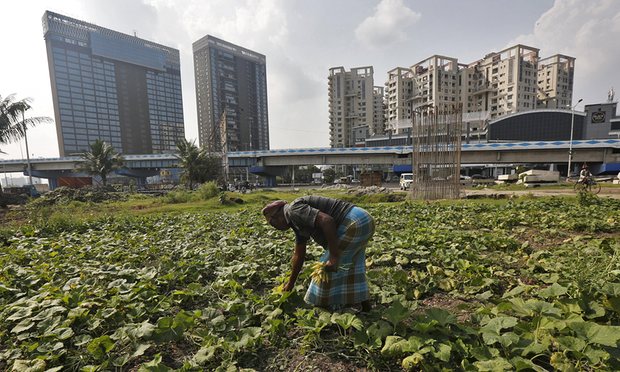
[231,139,620,166]
[1,139,619,187]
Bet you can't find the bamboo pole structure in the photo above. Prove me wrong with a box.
[411,104,462,200]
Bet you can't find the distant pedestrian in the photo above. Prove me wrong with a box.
[262,196,374,311]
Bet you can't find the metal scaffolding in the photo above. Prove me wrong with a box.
[411,104,463,200]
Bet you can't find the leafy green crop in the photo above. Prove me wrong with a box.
[1,196,619,370]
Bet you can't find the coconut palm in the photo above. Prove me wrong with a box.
[0,94,52,201]
[80,139,124,187]
[0,94,52,150]
[175,139,221,189]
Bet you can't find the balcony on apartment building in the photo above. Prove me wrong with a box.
[471,82,494,95]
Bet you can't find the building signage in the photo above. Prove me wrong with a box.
[592,111,606,123]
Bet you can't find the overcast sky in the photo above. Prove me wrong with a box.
[1,0,619,160]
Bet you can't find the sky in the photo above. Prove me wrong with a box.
[1,0,619,160]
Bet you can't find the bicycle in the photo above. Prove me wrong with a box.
[573,178,601,194]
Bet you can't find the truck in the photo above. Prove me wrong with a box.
[399,173,413,190]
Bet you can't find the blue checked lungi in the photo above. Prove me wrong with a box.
[304,206,375,308]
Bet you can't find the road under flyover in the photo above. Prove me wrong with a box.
[1,139,619,187]
[239,139,620,183]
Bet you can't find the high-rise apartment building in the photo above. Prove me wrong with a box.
[386,67,414,133]
[463,45,539,119]
[43,11,184,156]
[385,56,463,135]
[328,66,385,147]
[384,45,571,140]
[412,55,462,110]
[372,86,386,136]
[193,35,269,153]
[537,55,575,109]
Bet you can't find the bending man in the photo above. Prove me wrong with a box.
[262,196,374,311]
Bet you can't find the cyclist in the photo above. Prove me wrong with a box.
[578,164,592,185]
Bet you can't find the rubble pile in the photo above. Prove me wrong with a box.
[31,186,127,206]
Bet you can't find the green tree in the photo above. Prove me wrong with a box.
[80,139,124,187]
[0,94,51,150]
[175,139,221,189]
[0,94,52,200]
[295,165,321,183]
[323,167,336,184]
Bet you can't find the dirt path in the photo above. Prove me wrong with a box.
[463,187,620,199]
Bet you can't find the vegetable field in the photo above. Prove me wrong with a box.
[1,195,620,371]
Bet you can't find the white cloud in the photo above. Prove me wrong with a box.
[511,0,620,104]
[355,0,421,48]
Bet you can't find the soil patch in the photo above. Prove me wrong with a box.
[420,293,480,323]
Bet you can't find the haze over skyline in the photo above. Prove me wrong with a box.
[1,0,619,160]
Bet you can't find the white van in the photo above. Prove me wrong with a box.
[399,173,413,190]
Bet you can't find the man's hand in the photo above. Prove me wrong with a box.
[282,282,295,291]
[324,258,339,272]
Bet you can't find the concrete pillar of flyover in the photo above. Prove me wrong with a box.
[48,177,59,190]
[264,175,277,187]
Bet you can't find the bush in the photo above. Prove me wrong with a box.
[576,190,600,206]
[197,181,219,200]
[162,190,194,204]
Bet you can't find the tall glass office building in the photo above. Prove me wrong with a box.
[193,35,269,153]
[42,11,184,156]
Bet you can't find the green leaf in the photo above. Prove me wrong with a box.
[55,327,75,340]
[476,291,493,300]
[538,316,566,331]
[510,356,546,372]
[480,316,518,335]
[556,336,586,352]
[384,300,409,326]
[67,307,89,319]
[331,313,363,331]
[601,282,620,296]
[234,327,262,349]
[401,353,424,369]
[425,308,456,326]
[524,299,562,316]
[131,343,151,359]
[194,346,218,364]
[520,341,548,357]
[473,357,512,371]
[138,354,172,372]
[73,334,92,346]
[539,283,568,298]
[584,300,606,319]
[7,307,34,321]
[87,335,115,360]
[11,319,35,334]
[366,320,392,346]
[10,359,46,372]
[569,321,620,347]
[31,306,66,321]
[432,343,452,362]
[134,322,156,339]
[582,345,609,364]
[381,336,414,356]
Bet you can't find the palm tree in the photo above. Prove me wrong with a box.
[80,140,124,187]
[0,94,52,200]
[175,139,222,189]
[175,139,205,189]
[0,94,51,151]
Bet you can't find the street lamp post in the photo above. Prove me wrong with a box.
[566,98,583,180]
[22,110,33,190]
